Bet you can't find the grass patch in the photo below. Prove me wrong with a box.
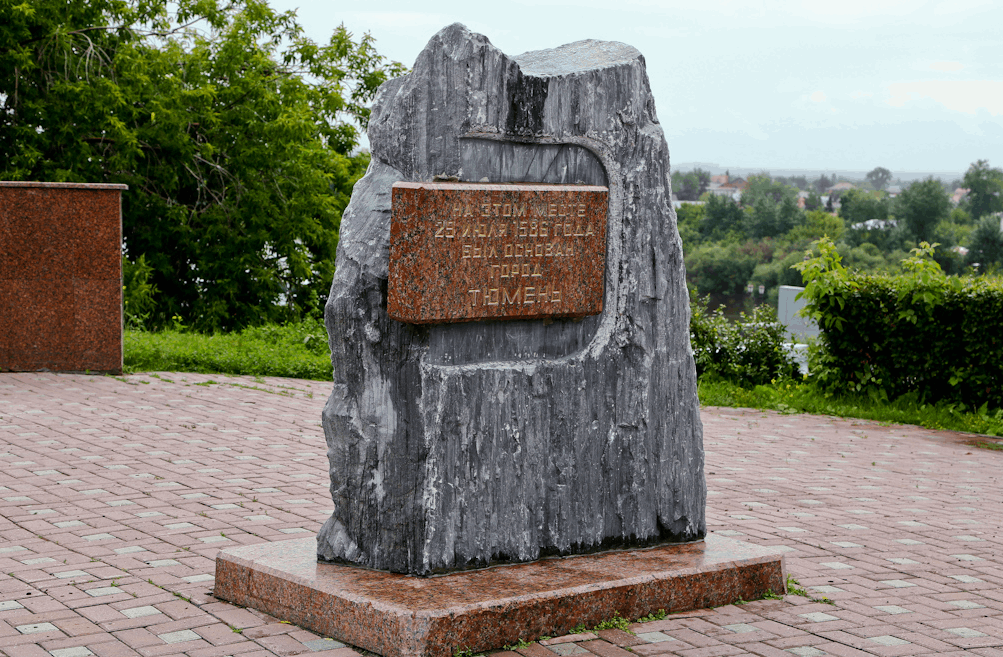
[699,376,1003,437]
[124,319,332,381]
[972,440,1003,451]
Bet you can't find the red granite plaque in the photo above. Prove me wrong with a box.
[0,181,126,373]
[388,182,608,324]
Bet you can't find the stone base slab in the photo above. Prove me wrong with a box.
[214,534,786,657]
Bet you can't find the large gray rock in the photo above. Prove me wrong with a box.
[318,24,705,575]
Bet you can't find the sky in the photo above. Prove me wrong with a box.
[269,0,1002,178]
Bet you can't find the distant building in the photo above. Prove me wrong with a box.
[851,218,898,231]
[710,174,729,185]
[952,187,969,205]
[827,182,855,193]
[706,176,746,200]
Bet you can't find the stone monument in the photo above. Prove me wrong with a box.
[317,23,704,576]
[215,25,785,657]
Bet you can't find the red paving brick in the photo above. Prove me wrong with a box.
[2,373,1003,656]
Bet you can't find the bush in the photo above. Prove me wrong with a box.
[966,215,1003,270]
[690,294,800,387]
[795,238,1003,406]
[123,255,158,329]
[685,243,758,296]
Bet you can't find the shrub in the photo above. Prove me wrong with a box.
[794,238,1003,406]
[685,243,758,296]
[123,255,158,329]
[966,215,1003,270]
[690,294,800,387]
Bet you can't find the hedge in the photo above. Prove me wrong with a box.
[690,294,800,387]
[794,238,1003,406]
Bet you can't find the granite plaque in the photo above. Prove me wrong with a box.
[388,182,608,324]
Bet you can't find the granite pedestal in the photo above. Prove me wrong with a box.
[215,535,785,657]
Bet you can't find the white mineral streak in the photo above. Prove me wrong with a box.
[317,24,705,575]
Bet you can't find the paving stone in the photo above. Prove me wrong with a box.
[546,644,589,656]
[302,638,345,651]
[4,374,1003,657]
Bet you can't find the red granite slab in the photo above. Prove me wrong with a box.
[214,535,786,657]
[388,182,608,324]
[0,181,125,373]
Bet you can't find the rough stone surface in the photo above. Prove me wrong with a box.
[319,24,704,575]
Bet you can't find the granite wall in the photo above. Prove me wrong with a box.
[0,182,126,373]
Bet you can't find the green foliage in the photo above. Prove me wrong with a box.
[698,376,1003,437]
[751,251,804,304]
[124,318,332,380]
[794,238,1003,406]
[635,609,667,623]
[739,175,804,240]
[837,243,909,275]
[865,167,892,191]
[962,159,1003,220]
[1,0,404,331]
[672,168,711,201]
[839,189,889,227]
[123,255,158,329]
[745,195,801,239]
[593,611,632,633]
[675,202,705,246]
[701,194,745,241]
[742,174,799,207]
[972,440,1003,451]
[685,243,758,296]
[897,177,951,242]
[814,174,835,195]
[950,207,973,226]
[966,216,1003,270]
[788,209,844,244]
[690,294,800,387]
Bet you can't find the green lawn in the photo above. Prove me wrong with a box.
[124,319,332,381]
[699,376,1003,439]
[124,321,1003,442]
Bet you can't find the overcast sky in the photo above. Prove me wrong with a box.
[271,0,1001,178]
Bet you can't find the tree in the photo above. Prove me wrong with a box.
[839,189,889,227]
[962,160,1003,220]
[865,167,892,191]
[966,216,1003,270]
[685,243,757,296]
[1,0,405,330]
[675,202,705,246]
[814,174,834,194]
[740,175,802,239]
[671,168,711,201]
[804,190,823,211]
[701,194,744,241]
[897,177,951,243]
[788,175,809,191]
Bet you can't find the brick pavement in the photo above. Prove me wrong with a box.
[1,372,1001,657]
